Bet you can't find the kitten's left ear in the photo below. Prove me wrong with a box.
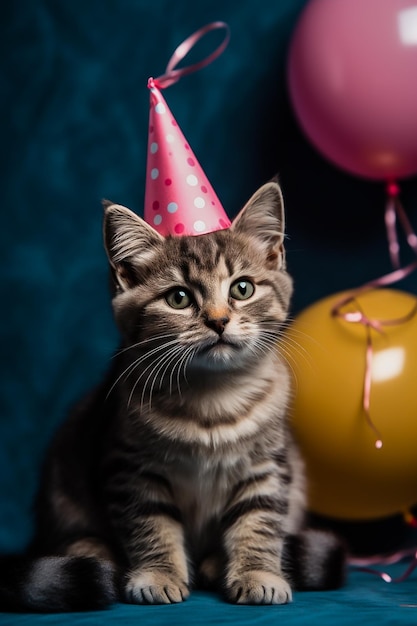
[231,181,286,270]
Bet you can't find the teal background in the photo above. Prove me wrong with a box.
[1,0,417,620]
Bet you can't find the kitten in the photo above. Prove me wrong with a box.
[0,181,345,612]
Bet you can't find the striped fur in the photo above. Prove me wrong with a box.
[0,182,345,612]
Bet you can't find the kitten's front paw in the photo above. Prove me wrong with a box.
[225,571,292,605]
[125,571,190,604]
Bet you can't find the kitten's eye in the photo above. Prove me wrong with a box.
[166,288,193,309]
[230,280,255,301]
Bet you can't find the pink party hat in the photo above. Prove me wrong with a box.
[144,22,231,237]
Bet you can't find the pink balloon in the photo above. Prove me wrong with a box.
[287,0,417,181]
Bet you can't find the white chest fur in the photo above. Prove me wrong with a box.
[170,455,242,540]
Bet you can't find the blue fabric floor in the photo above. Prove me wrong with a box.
[1,564,417,626]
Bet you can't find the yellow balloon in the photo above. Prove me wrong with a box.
[284,288,417,521]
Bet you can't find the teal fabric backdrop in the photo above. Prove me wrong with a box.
[1,0,417,621]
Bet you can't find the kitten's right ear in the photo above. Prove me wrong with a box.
[103,202,164,290]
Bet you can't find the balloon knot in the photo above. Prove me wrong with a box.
[386,181,400,197]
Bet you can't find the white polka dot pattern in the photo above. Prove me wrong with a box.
[144,86,231,237]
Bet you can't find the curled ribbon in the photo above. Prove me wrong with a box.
[337,182,417,583]
[331,182,417,450]
[148,21,230,91]
[350,548,417,583]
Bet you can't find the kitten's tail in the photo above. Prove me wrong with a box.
[0,554,117,612]
[283,528,347,590]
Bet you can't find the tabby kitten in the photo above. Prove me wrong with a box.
[0,181,345,612]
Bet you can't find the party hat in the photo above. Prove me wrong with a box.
[144,22,231,237]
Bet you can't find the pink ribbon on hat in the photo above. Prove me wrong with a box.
[150,21,230,90]
[144,22,232,236]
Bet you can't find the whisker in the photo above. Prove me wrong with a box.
[250,336,278,359]
[277,335,314,370]
[114,332,178,357]
[171,345,195,399]
[132,343,182,410]
[279,320,325,352]
[259,322,315,368]
[158,343,184,392]
[278,347,301,392]
[169,348,183,397]
[106,338,180,400]
[142,344,184,411]
[250,333,304,388]
[182,346,196,388]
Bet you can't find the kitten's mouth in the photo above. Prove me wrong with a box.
[197,336,241,357]
[190,336,252,372]
[204,336,233,346]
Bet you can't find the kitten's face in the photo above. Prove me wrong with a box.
[103,182,292,376]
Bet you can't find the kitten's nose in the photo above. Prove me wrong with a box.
[204,315,230,336]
